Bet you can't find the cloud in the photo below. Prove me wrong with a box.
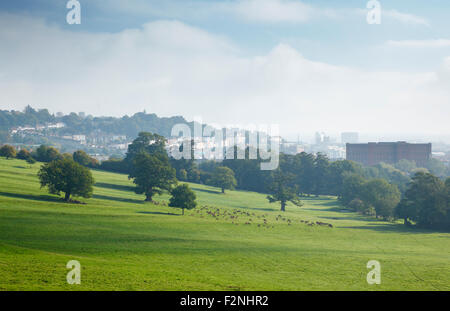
[383,9,430,27]
[0,14,449,136]
[387,39,450,48]
[353,7,429,27]
[98,0,430,27]
[96,0,316,24]
[227,0,314,23]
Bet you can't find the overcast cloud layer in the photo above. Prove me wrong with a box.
[0,13,449,137]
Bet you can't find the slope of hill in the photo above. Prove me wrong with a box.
[0,158,448,290]
[0,106,190,137]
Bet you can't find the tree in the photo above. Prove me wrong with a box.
[170,140,201,183]
[348,198,365,213]
[126,132,167,162]
[340,172,366,206]
[394,159,417,174]
[361,179,401,219]
[16,148,31,160]
[0,145,16,159]
[73,150,91,166]
[294,152,315,196]
[266,169,302,212]
[396,172,449,229]
[169,184,197,215]
[424,159,447,178]
[210,166,237,193]
[38,158,94,202]
[411,167,429,175]
[129,152,177,201]
[313,153,330,196]
[73,150,99,168]
[187,168,201,183]
[177,169,188,181]
[222,147,271,193]
[328,160,362,197]
[367,162,411,194]
[33,145,61,162]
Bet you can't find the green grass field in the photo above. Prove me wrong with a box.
[0,158,448,290]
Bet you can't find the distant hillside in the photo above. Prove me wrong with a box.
[0,105,192,140]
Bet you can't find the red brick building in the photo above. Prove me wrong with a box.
[346,142,432,166]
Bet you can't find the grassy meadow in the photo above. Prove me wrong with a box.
[0,158,448,290]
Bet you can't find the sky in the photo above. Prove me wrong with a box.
[0,0,449,141]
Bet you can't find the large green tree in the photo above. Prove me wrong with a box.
[129,152,177,201]
[0,145,16,159]
[169,184,197,215]
[396,172,449,229]
[126,132,167,162]
[266,169,302,212]
[38,158,94,201]
[210,166,237,193]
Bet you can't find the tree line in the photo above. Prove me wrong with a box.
[1,132,449,229]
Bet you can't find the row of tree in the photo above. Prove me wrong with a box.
[3,131,449,228]
[0,144,100,167]
[59,133,448,227]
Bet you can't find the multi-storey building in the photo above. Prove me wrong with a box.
[346,141,431,166]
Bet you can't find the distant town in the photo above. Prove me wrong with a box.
[1,107,450,168]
